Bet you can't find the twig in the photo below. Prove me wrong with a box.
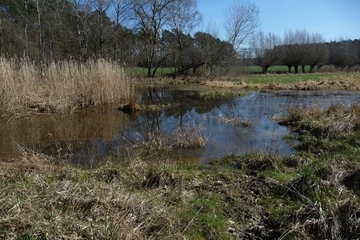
[182,206,203,233]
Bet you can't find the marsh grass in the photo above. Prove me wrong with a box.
[3,97,360,239]
[283,103,360,142]
[0,58,133,116]
[219,116,255,127]
[172,123,207,149]
[0,143,236,239]
[132,122,208,153]
[261,103,360,239]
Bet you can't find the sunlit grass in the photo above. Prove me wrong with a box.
[204,71,360,90]
[0,58,134,116]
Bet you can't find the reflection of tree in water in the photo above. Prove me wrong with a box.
[0,108,129,162]
[6,88,353,165]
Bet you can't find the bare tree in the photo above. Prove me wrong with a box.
[130,0,171,77]
[302,33,328,72]
[166,0,201,69]
[329,39,359,70]
[251,31,282,73]
[110,0,132,61]
[68,0,95,61]
[224,1,259,52]
[282,29,309,73]
[88,0,113,58]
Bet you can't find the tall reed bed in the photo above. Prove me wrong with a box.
[0,58,133,115]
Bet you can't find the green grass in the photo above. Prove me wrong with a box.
[125,64,359,78]
[244,71,357,84]
[2,101,360,239]
[124,67,174,76]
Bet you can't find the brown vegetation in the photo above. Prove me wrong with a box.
[203,74,360,90]
[0,58,133,116]
[2,103,360,239]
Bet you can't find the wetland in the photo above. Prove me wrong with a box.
[2,87,359,166]
[2,70,360,239]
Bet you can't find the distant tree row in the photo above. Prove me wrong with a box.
[250,29,360,74]
[0,0,260,77]
[1,1,358,77]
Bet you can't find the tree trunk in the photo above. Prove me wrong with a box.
[301,65,306,73]
[317,65,323,71]
[147,66,152,77]
[36,0,44,62]
[294,65,299,74]
[287,65,292,73]
[261,65,269,74]
[309,64,316,73]
[23,0,29,59]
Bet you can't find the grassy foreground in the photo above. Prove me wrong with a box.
[2,103,360,239]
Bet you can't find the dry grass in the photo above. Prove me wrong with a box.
[0,57,134,116]
[282,103,360,140]
[203,72,360,90]
[219,116,255,127]
[0,143,237,239]
[0,146,185,239]
[2,138,360,239]
[132,123,208,152]
[172,123,207,148]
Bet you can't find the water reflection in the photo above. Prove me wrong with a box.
[1,88,359,165]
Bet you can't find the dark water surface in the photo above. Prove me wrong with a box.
[1,88,359,165]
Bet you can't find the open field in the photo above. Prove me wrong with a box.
[203,72,360,90]
[2,103,360,239]
[125,65,360,77]
[126,65,360,91]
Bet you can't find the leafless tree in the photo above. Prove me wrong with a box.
[130,0,171,77]
[110,0,132,61]
[251,31,282,73]
[166,0,201,68]
[282,29,309,73]
[224,1,259,52]
[68,0,95,61]
[88,0,113,58]
[329,39,359,70]
[302,33,328,72]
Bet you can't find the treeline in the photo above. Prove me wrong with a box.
[0,0,236,77]
[0,1,358,77]
[250,30,360,74]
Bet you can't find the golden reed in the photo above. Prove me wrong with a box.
[0,57,133,116]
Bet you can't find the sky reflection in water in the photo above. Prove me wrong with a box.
[1,88,359,165]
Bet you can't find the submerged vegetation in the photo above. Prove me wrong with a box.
[2,103,360,239]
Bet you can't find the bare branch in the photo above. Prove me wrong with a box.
[224,1,259,51]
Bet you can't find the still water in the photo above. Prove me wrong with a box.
[1,88,359,165]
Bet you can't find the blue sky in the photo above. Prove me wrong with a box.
[197,0,360,42]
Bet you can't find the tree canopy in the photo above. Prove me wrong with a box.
[0,1,359,76]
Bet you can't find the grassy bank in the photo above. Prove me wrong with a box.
[204,72,360,90]
[2,103,360,239]
[0,58,133,116]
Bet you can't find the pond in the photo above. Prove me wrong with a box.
[1,87,359,166]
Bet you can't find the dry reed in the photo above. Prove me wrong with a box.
[0,57,133,116]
